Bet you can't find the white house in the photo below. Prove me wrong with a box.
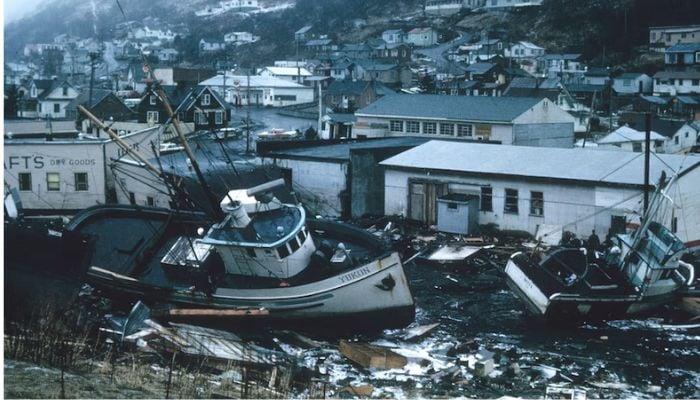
[424,0,483,16]
[37,80,80,120]
[382,29,406,44]
[199,74,314,107]
[612,73,653,95]
[354,94,576,148]
[484,0,543,9]
[199,38,226,52]
[224,31,260,45]
[650,24,700,52]
[596,126,667,153]
[4,126,161,211]
[155,48,179,62]
[406,28,439,47]
[538,54,586,80]
[664,121,700,154]
[653,70,700,95]
[259,66,312,85]
[380,140,700,250]
[505,41,544,59]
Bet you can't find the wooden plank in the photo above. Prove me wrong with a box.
[168,308,269,317]
[339,340,407,370]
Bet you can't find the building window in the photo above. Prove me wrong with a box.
[423,122,437,134]
[504,188,519,214]
[406,121,420,133]
[693,79,699,86]
[62,86,68,96]
[457,124,473,137]
[672,216,678,233]
[150,95,157,105]
[390,120,403,132]
[675,136,680,145]
[53,103,60,113]
[215,110,223,125]
[440,123,454,136]
[147,111,159,123]
[46,173,60,191]
[147,196,154,206]
[623,79,632,86]
[202,93,211,105]
[530,191,544,216]
[129,192,136,204]
[18,173,32,191]
[633,142,643,152]
[74,173,88,191]
[480,187,492,211]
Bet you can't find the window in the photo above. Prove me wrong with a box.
[693,79,699,86]
[457,124,473,137]
[530,191,544,216]
[447,203,458,211]
[202,93,211,105]
[18,173,32,191]
[675,136,680,145]
[504,188,518,214]
[147,111,159,123]
[406,121,420,133]
[440,123,454,136]
[215,111,223,125]
[147,196,154,206]
[390,120,403,132]
[74,173,88,191]
[53,103,60,113]
[129,192,136,204]
[633,142,643,152]
[277,244,291,259]
[273,94,297,101]
[423,122,437,134]
[672,216,678,233]
[46,173,60,191]
[62,86,68,96]
[678,79,684,85]
[623,79,632,87]
[480,187,492,211]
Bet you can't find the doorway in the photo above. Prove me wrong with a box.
[408,180,447,225]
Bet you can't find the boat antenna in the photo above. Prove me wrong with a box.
[643,112,651,213]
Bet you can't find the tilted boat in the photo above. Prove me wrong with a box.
[66,179,415,331]
[504,174,695,321]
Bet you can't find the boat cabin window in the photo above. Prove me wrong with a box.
[277,244,291,259]
[289,236,301,252]
[299,229,307,243]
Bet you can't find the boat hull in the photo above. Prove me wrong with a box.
[87,252,415,331]
[504,256,682,322]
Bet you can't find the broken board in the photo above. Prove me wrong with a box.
[339,340,408,370]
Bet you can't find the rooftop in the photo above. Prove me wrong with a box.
[665,43,700,53]
[356,94,543,123]
[266,137,431,162]
[597,126,666,144]
[199,74,310,89]
[381,140,699,187]
[262,66,312,77]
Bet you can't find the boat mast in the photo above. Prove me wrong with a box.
[644,112,651,213]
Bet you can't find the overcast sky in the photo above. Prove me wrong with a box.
[4,0,46,23]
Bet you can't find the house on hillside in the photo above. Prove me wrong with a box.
[406,28,438,47]
[612,73,653,95]
[354,94,575,147]
[583,68,612,86]
[382,30,406,44]
[596,126,666,153]
[74,89,137,130]
[199,38,225,53]
[538,54,586,81]
[653,70,700,95]
[136,85,191,124]
[37,80,80,120]
[483,0,543,9]
[180,86,232,131]
[259,66,313,85]
[664,43,700,67]
[354,61,412,88]
[650,25,700,52]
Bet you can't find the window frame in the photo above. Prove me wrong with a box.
[74,172,89,191]
[202,93,211,106]
[423,121,437,135]
[215,110,223,125]
[530,191,544,217]
[406,120,420,133]
[149,95,157,105]
[457,124,473,137]
[18,173,32,191]
[147,110,159,123]
[389,120,404,132]
[53,103,60,113]
[46,172,61,192]
[439,123,454,136]
[480,186,493,212]
[504,188,519,214]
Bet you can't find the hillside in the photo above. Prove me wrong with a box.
[4,0,700,68]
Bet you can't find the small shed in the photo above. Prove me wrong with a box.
[436,193,479,235]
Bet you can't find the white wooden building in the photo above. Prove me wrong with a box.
[199,74,314,107]
[380,140,700,251]
[4,126,160,212]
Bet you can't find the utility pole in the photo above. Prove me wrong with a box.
[644,112,651,213]
[88,51,100,106]
[245,66,251,154]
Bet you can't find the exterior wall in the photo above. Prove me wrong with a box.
[654,76,700,95]
[406,30,438,47]
[613,75,652,94]
[484,0,543,8]
[114,160,170,207]
[384,168,643,239]
[266,158,348,217]
[4,141,106,210]
[512,123,574,148]
[649,27,700,50]
[665,123,699,154]
[222,85,314,107]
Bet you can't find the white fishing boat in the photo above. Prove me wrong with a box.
[257,128,299,140]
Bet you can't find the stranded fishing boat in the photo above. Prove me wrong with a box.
[504,173,695,321]
[66,179,415,331]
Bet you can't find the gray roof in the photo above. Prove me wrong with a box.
[542,53,582,60]
[654,70,700,79]
[381,140,700,187]
[355,94,543,123]
[267,137,431,162]
[617,72,647,79]
[465,62,496,74]
[666,43,700,53]
[640,95,670,105]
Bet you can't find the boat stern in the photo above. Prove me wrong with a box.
[504,253,549,317]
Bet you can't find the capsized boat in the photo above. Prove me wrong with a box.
[67,179,415,331]
[504,174,695,321]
